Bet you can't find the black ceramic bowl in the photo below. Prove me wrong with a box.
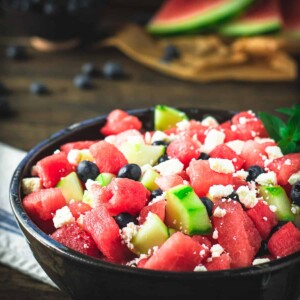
[10,107,300,300]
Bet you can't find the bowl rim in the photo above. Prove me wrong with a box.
[9,106,300,279]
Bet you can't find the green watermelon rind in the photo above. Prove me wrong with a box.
[147,0,255,35]
[219,19,282,37]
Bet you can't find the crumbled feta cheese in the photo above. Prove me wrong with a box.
[239,117,248,125]
[176,119,190,131]
[85,179,100,191]
[126,254,149,267]
[288,171,300,185]
[153,158,184,176]
[254,137,275,144]
[263,216,268,221]
[150,131,171,144]
[54,149,60,154]
[201,129,225,154]
[21,177,43,195]
[213,207,227,218]
[77,214,84,226]
[209,158,235,174]
[67,149,81,165]
[141,164,153,174]
[252,258,271,265]
[236,185,258,208]
[53,206,75,229]
[233,169,249,180]
[265,146,283,160]
[269,205,277,213]
[201,116,219,128]
[194,265,207,272]
[212,229,219,239]
[284,159,292,165]
[226,140,245,155]
[255,171,277,186]
[104,135,117,145]
[120,222,140,250]
[210,244,224,258]
[209,185,234,200]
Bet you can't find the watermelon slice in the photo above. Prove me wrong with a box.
[143,231,205,271]
[204,253,232,271]
[138,200,166,225]
[280,0,300,39]
[147,0,254,35]
[60,140,98,154]
[155,174,184,192]
[219,0,282,37]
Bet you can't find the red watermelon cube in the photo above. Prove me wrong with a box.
[246,200,278,240]
[36,152,73,188]
[155,174,184,192]
[267,153,300,186]
[51,222,101,258]
[89,140,128,175]
[204,253,232,271]
[139,200,166,225]
[68,201,92,219]
[176,120,208,143]
[268,222,300,258]
[83,205,133,263]
[213,199,262,268]
[143,232,205,271]
[60,140,98,154]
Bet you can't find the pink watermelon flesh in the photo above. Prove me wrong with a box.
[83,205,132,263]
[246,200,278,240]
[204,253,232,271]
[139,200,166,225]
[60,140,98,154]
[267,153,300,186]
[94,178,148,216]
[36,151,73,188]
[213,199,261,268]
[89,140,128,175]
[268,222,300,258]
[23,187,66,221]
[155,174,184,192]
[176,120,209,144]
[51,222,101,258]
[143,231,205,271]
[68,201,92,219]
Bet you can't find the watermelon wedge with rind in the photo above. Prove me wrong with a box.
[219,0,282,37]
[147,0,255,35]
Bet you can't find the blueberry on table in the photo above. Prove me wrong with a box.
[150,188,163,200]
[200,197,213,217]
[114,212,138,229]
[246,165,265,182]
[102,61,124,79]
[117,164,142,181]
[5,45,27,60]
[76,160,100,182]
[73,74,93,89]
[290,181,300,206]
[81,63,100,77]
[157,154,169,164]
[198,152,210,160]
[161,45,180,63]
[30,82,48,95]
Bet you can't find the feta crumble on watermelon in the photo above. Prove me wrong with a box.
[21,105,300,272]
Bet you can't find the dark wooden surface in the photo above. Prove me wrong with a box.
[0,2,300,300]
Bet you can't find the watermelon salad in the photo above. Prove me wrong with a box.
[21,105,300,272]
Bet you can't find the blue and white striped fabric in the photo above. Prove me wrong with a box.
[0,142,56,287]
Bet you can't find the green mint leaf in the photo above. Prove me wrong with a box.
[258,112,286,141]
[276,105,300,116]
[280,112,300,141]
[278,139,297,155]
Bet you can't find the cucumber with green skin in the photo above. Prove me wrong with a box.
[259,185,295,222]
[165,184,212,235]
[131,213,169,255]
[56,172,84,203]
[140,169,160,191]
[95,173,115,187]
[154,105,188,131]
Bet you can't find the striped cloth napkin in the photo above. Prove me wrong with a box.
[0,142,56,287]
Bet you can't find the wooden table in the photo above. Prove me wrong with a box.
[0,2,300,300]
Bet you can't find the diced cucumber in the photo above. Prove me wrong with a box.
[120,141,165,166]
[165,184,212,235]
[140,169,160,191]
[131,213,169,255]
[259,185,295,222]
[82,190,95,208]
[154,105,188,131]
[56,172,84,203]
[95,173,115,187]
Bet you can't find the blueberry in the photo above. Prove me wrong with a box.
[117,164,142,181]
[200,197,213,217]
[152,140,168,146]
[157,154,169,164]
[0,97,13,117]
[246,165,265,182]
[30,82,48,95]
[150,188,163,200]
[290,181,300,206]
[198,152,210,160]
[161,45,180,63]
[73,74,93,89]
[6,45,27,60]
[81,63,100,77]
[114,212,138,229]
[102,61,124,79]
[76,160,100,182]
